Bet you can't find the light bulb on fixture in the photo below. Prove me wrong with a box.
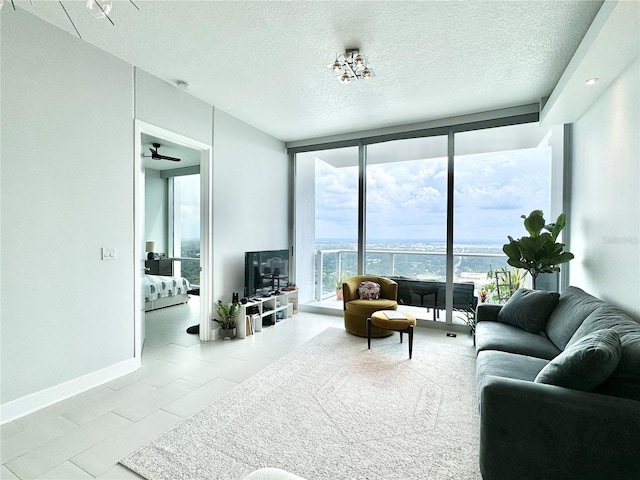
[332,61,342,73]
[362,68,372,79]
[340,73,351,84]
[355,55,364,67]
[86,0,113,18]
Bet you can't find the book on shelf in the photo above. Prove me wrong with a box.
[245,315,253,336]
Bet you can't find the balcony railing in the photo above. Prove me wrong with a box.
[314,248,509,301]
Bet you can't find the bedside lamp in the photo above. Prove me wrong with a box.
[146,241,156,260]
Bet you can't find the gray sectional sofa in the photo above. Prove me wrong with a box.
[475,286,640,480]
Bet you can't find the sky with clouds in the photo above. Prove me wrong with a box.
[177,174,200,242]
[315,147,551,244]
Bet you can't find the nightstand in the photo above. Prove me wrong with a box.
[145,259,173,276]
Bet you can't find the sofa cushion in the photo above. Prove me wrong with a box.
[568,305,640,401]
[475,320,561,360]
[497,288,560,333]
[476,350,549,404]
[535,329,622,391]
[545,286,606,350]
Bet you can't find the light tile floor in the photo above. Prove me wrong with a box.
[1,297,473,480]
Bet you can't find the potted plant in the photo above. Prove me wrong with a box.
[502,210,574,290]
[334,272,347,301]
[214,300,241,339]
[484,266,527,303]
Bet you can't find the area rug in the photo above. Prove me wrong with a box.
[120,327,480,479]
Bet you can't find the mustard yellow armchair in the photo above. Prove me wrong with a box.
[342,275,398,337]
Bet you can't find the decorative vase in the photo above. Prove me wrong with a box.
[221,328,236,340]
[336,289,343,301]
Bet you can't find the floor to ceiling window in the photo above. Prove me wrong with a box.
[171,174,201,286]
[453,124,553,298]
[293,115,561,320]
[365,136,448,279]
[295,147,358,303]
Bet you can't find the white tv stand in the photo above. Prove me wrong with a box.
[236,290,299,339]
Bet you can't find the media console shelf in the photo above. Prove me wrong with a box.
[236,290,299,339]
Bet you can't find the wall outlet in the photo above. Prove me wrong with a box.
[101,247,117,260]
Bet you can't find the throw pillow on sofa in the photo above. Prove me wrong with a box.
[497,288,560,333]
[359,281,381,300]
[535,328,622,391]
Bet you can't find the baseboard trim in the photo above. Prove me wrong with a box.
[0,357,141,424]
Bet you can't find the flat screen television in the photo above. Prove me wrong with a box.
[244,249,290,298]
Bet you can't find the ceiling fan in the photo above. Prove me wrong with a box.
[145,143,181,162]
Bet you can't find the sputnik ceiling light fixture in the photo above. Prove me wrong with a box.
[0,0,139,39]
[329,49,373,85]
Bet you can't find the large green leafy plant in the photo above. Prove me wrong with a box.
[214,300,241,330]
[503,210,574,289]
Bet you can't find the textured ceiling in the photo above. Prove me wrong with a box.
[14,0,604,142]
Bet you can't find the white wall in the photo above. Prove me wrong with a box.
[212,109,288,303]
[1,11,288,421]
[1,11,135,406]
[570,56,640,318]
[135,69,213,147]
[145,169,168,254]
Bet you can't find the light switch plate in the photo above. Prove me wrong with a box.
[101,247,117,260]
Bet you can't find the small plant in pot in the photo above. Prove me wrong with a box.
[215,300,241,340]
[334,273,347,301]
[502,210,574,290]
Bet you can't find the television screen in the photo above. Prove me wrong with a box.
[244,249,289,298]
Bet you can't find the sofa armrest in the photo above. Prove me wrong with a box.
[476,303,502,322]
[480,375,640,480]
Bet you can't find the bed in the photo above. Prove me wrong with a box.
[144,275,191,311]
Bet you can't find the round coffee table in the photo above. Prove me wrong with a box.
[367,310,417,359]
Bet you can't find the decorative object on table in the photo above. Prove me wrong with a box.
[502,210,574,290]
[215,299,241,340]
[232,292,239,303]
[145,241,156,260]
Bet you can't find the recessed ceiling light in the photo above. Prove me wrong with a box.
[585,77,599,86]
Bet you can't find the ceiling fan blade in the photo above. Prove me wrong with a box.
[155,154,182,162]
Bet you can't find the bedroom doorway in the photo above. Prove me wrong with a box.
[134,121,213,358]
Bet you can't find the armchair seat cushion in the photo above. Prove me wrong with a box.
[345,298,398,316]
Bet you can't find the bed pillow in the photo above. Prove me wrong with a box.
[497,288,560,333]
[535,329,622,391]
[359,281,381,300]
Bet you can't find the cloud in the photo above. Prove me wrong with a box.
[313,146,551,243]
